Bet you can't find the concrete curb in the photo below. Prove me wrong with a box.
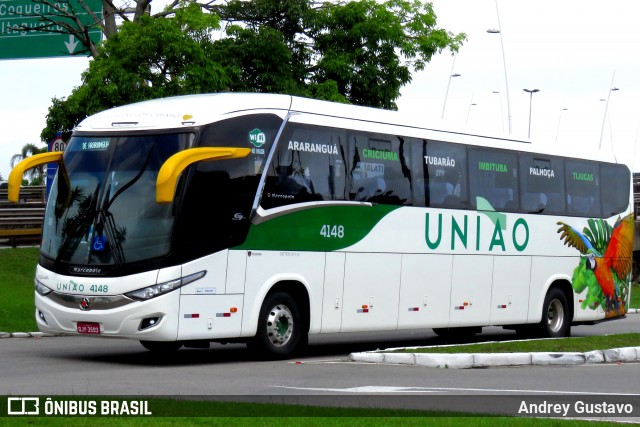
[350,346,640,369]
[0,332,59,338]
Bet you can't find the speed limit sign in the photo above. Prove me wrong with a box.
[51,138,67,152]
[46,133,68,199]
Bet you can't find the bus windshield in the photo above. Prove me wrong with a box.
[41,133,192,266]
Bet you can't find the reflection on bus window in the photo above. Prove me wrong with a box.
[420,140,467,209]
[348,133,412,205]
[601,163,630,217]
[566,159,601,217]
[262,124,347,209]
[519,155,566,214]
[469,148,518,211]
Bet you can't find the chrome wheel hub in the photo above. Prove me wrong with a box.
[547,299,564,332]
[266,304,294,347]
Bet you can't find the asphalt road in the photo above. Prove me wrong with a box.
[1,315,639,416]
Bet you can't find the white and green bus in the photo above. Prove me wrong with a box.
[9,93,634,358]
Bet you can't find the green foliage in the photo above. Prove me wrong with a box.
[0,247,39,332]
[583,218,612,256]
[631,282,640,309]
[310,0,463,109]
[569,217,629,313]
[41,0,465,141]
[42,4,227,141]
[570,258,607,310]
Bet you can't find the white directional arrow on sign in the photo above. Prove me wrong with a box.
[64,35,79,54]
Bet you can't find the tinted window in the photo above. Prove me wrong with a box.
[519,155,566,214]
[174,114,283,261]
[601,163,630,217]
[347,132,412,205]
[262,123,347,209]
[197,114,282,186]
[565,160,600,217]
[42,133,191,266]
[418,140,468,209]
[469,148,518,211]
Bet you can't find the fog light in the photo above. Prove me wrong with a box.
[139,316,160,330]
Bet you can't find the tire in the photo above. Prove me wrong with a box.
[248,291,307,359]
[140,340,183,352]
[537,288,571,338]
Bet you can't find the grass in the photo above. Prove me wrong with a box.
[631,282,640,309]
[0,247,39,332]
[0,399,631,426]
[389,333,640,354]
[0,416,627,427]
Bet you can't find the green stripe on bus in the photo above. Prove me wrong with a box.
[237,204,400,251]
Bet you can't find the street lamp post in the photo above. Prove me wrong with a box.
[523,88,540,139]
[599,70,619,150]
[441,55,461,120]
[487,0,512,134]
[466,103,477,125]
[555,108,568,143]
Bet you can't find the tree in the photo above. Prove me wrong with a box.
[10,143,49,185]
[40,0,465,141]
[10,0,155,57]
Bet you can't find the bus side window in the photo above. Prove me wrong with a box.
[421,140,468,209]
[469,148,518,211]
[518,155,566,214]
[348,133,412,205]
[566,160,601,217]
[262,124,347,209]
[601,163,631,217]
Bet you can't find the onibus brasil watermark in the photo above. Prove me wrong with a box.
[7,397,152,416]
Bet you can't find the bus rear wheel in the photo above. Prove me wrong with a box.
[248,291,307,359]
[140,340,183,352]
[537,288,571,338]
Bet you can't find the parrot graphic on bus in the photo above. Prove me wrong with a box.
[556,213,633,318]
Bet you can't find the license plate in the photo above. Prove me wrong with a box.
[77,322,100,335]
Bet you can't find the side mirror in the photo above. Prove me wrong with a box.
[156,147,251,203]
[7,152,63,203]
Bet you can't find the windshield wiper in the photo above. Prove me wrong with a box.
[55,184,101,265]
[94,210,126,268]
[103,147,155,211]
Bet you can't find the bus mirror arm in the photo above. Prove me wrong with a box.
[7,151,63,203]
[156,147,251,204]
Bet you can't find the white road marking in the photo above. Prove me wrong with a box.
[272,385,640,396]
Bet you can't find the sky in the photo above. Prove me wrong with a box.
[1,0,640,181]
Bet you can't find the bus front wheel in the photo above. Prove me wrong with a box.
[248,291,307,359]
[537,288,571,338]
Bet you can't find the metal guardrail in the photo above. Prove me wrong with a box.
[0,186,46,247]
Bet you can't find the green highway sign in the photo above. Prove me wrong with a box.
[0,0,103,59]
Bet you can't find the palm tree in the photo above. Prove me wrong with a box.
[10,143,48,185]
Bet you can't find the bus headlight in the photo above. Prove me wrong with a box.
[125,270,206,301]
[35,279,53,296]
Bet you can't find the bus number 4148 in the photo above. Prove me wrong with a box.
[320,225,345,238]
